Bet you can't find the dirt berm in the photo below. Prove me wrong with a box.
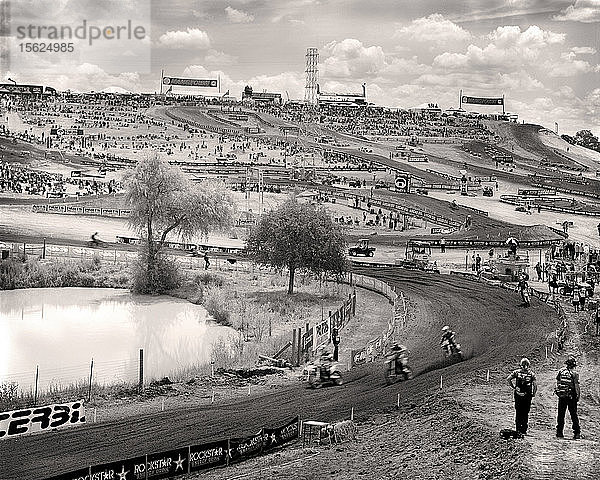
[0,267,563,479]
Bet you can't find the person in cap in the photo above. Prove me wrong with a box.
[555,356,581,439]
[507,357,537,434]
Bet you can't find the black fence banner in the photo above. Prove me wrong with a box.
[90,455,147,480]
[45,467,91,480]
[263,416,299,452]
[189,439,228,472]
[146,447,188,479]
[162,77,217,87]
[461,95,503,105]
[229,430,264,464]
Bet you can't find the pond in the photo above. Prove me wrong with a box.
[0,288,236,392]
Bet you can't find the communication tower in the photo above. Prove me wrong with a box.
[304,48,318,106]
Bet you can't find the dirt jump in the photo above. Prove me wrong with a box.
[0,266,563,480]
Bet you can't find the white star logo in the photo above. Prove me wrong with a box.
[270,433,277,444]
[174,454,185,471]
[117,466,129,480]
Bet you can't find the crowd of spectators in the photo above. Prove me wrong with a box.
[0,161,120,197]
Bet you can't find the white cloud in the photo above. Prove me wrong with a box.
[434,25,565,71]
[554,0,600,23]
[225,6,254,23]
[156,28,210,49]
[204,50,238,65]
[321,39,386,78]
[395,14,471,45]
[543,52,600,76]
[571,46,597,54]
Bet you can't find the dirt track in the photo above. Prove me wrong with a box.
[1,267,560,480]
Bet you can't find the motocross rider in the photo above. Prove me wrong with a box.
[390,342,409,373]
[319,348,333,378]
[440,326,458,354]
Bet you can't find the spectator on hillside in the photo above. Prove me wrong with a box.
[507,357,537,435]
[555,356,580,439]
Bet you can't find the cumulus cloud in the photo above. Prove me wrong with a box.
[204,50,238,65]
[156,28,210,49]
[434,25,565,71]
[225,6,254,23]
[554,0,600,23]
[321,39,387,78]
[571,46,597,54]
[543,51,600,76]
[395,14,471,45]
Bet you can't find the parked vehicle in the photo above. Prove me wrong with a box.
[349,239,376,257]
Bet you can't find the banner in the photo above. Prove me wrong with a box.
[351,348,367,367]
[90,455,147,480]
[146,448,188,479]
[189,440,228,472]
[229,431,265,464]
[0,400,85,439]
[394,174,410,193]
[313,317,330,351]
[0,83,43,95]
[162,77,217,87]
[263,416,299,451]
[461,95,503,106]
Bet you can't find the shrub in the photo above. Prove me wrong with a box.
[131,254,182,294]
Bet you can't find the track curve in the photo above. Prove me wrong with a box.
[0,267,559,479]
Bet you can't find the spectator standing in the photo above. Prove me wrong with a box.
[475,254,481,272]
[507,357,537,435]
[440,237,446,253]
[535,262,542,281]
[555,356,581,439]
[572,289,580,312]
[204,252,210,270]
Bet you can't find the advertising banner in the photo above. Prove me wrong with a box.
[394,174,410,193]
[0,400,85,440]
[0,83,43,94]
[146,448,188,479]
[351,348,367,367]
[263,417,299,451]
[461,95,503,105]
[189,440,228,472]
[162,77,217,87]
[302,328,313,352]
[313,317,330,350]
[90,455,147,480]
[229,431,265,464]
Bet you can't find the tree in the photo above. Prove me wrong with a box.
[125,154,234,293]
[246,197,347,294]
[574,130,600,151]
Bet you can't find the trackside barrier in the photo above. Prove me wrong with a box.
[346,274,406,368]
[32,204,132,218]
[45,416,299,480]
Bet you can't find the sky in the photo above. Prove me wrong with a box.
[2,0,600,135]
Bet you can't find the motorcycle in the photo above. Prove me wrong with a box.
[304,362,344,388]
[384,352,412,385]
[442,340,463,359]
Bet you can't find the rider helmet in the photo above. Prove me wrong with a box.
[442,326,450,332]
[565,356,577,367]
[520,357,530,368]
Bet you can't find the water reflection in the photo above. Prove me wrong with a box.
[0,288,234,391]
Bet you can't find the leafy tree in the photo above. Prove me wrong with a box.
[574,130,600,152]
[125,154,234,293]
[246,197,347,294]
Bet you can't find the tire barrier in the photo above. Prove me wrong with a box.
[44,416,299,480]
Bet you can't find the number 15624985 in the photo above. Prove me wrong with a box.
[19,42,74,53]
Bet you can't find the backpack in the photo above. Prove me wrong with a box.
[515,370,534,395]
[554,368,574,398]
